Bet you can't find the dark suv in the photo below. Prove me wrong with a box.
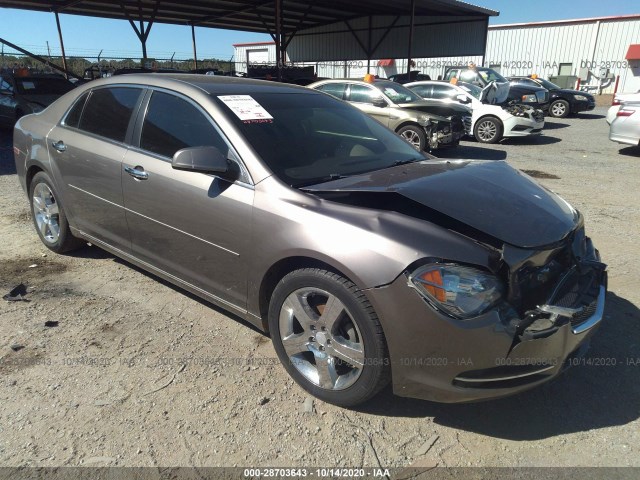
[444,66,550,111]
[0,73,75,127]
[509,76,596,118]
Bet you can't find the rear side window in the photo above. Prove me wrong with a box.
[317,83,346,100]
[431,84,457,99]
[410,85,432,98]
[140,91,228,159]
[79,87,142,143]
[63,92,89,128]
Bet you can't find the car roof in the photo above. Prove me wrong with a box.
[87,73,318,96]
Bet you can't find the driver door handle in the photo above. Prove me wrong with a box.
[51,140,66,152]
[124,165,149,180]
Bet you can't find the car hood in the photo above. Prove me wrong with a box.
[302,160,579,248]
[479,81,509,104]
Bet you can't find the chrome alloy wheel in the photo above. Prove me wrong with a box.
[32,183,60,244]
[279,288,365,390]
[400,130,422,149]
[551,102,567,117]
[477,120,498,142]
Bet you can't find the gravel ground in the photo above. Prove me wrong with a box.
[0,108,639,470]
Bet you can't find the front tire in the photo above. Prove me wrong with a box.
[549,99,570,118]
[474,116,503,144]
[29,171,84,253]
[397,124,426,151]
[268,268,390,407]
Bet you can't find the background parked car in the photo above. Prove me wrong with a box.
[606,91,640,124]
[0,73,75,127]
[609,103,640,147]
[509,76,595,118]
[406,80,544,144]
[387,71,431,84]
[444,66,550,111]
[308,78,465,151]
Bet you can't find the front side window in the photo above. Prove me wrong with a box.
[140,91,229,159]
[79,87,142,143]
[215,92,423,188]
[348,84,378,104]
[0,77,13,93]
[430,84,457,100]
[409,85,432,98]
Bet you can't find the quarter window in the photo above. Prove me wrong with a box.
[140,91,229,159]
[79,87,142,143]
[63,92,89,128]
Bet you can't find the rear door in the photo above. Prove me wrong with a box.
[47,86,144,251]
[122,89,253,309]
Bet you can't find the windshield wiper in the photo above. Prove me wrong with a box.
[392,157,424,167]
[296,173,347,188]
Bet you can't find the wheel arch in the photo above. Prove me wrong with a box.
[394,120,423,133]
[257,255,365,333]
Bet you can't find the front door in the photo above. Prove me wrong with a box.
[347,84,391,127]
[122,90,253,309]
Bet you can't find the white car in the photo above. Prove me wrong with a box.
[606,91,640,125]
[609,103,640,147]
[405,81,545,144]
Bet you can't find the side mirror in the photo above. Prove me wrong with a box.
[456,94,470,104]
[171,146,238,181]
[372,97,387,108]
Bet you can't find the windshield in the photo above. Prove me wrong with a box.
[535,78,561,90]
[215,92,424,188]
[477,69,508,84]
[374,82,422,104]
[15,77,75,95]
[457,82,482,100]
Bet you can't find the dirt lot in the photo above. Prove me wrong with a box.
[0,108,639,470]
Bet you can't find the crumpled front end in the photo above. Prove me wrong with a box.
[426,115,466,150]
[364,224,607,403]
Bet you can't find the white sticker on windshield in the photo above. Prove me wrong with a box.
[218,95,273,123]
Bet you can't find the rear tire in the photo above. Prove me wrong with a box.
[29,171,84,253]
[268,268,390,407]
[397,124,426,151]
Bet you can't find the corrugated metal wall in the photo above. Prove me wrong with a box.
[234,43,279,74]
[287,15,488,61]
[234,17,640,94]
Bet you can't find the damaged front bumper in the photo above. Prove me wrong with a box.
[364,236,607,403]
[426,118,465,150]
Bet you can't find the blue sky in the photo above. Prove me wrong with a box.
[0,0,638,61]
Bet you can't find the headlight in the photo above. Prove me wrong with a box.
[26,102,45,113]
[521,94,537,103]
[574,94,588,101]
[408,264,504,319]
[418,114,431,126]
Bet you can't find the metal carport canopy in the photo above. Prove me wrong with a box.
[0,0,498,75]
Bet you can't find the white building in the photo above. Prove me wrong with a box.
[234,14,640,94]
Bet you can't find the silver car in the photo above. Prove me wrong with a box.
[14,74,606,406]
[609,102,640,147]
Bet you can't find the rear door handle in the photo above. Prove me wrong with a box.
[51,140,66,152]
[124,165,149,180]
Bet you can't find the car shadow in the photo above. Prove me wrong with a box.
[618,146,640,157]
[0,128,17,176]
[356,291,640,441]
[435,144,507,160]
[542,121,570,130]
[504,135,562,146]
[575,113,606,120]
[66,244,265,335]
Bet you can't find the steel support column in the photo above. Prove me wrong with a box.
[54,11,68,79]
[406,0,415,76]
[275,0,282,81]
[191,24,198,70]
